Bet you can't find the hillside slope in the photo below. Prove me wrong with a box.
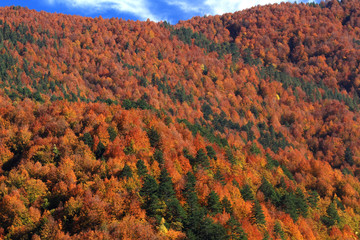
[0,1,360,239]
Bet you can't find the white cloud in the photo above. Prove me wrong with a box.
[169,0,298,16]
[167,1,202,13]
[47,0,310,22]
[51,0,159,21]
[205,0,289,15]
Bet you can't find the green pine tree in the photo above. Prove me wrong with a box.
[136,159,148,177]
[119,164,133,179]
[250,142,261,155]
[321,202,340,227]
[307,190,319,208]
[140,175,164,221]
[158,168,175,199]
[241,184,254,201]
[154,149,165,165]
[295,188,308,218]
[140,175,159,198]
[345,147,354,166]
[251,201,266,225]
[283,192,299,222]
[227,216,247,240]
[195,148,210,168]
[95,141,106,159]
[273,221,286,240]
[207,191,222,215]
[221,197,233,214]
[259,177,281,206]
[206,145,217,160]
[107,126,117,142]
[147,127,161,148]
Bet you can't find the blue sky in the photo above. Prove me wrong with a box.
[1,0,318,24]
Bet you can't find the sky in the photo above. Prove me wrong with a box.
[0,0,318,24]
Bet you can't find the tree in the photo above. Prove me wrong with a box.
[183,172,205,238]
[283,192,299,222]
[225,147,236,165]
[259,178,280,206]
[307,190,319,208]
[201,103,213,120]
[273,221,285,240]
[165,196,187,228]
[140,175,158,198]
[221,197,233,214]
[184,172,196,197]
[124,141,135,155]
[206,145,217,160]
[119,164,133,179]
[250,142,261,155]
[344,147,354,166]
[140,175,164,222]
[199,217,228,240]
[153,149,164,165]
[321,202,340,227]
[107,126,117,142]
[214,169,226,185]
[52,145,61,162]
[251,201,266,225]
[158,168,175,199]
[240,184,254,201]
[207,191,222,215]
[147,127,161,149]
[95,141,106,159]
[136,159,148,177]
[295,188,308,218]
[195,148,210,168]
[227,216,247,240]
[82,132,93,147]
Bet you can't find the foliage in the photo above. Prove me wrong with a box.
[0,2,360,239]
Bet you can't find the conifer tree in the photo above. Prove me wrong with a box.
[283,192,299,221]
[259,177,280,206]
[95,141,106,159]
[295,188,308,218]
[154,149,164,165]
[195,148,210,168]
[221,197,233,214]
[82,132,93,147]
[273,221,285,240]
[207,191,222,215]
[307,190,319,208]
[321,202,340,227]
[251,201,266,225]
[158,168,175,199]
[345,147,354,166]
[140,175,159,198]
[107,126,117,142]
[206,145,217,160]
[147,127,161,148]
[136,159,148,177]
[227,216,247,240]
[241,184,254,201]
[140,175,164,222]
[119,164,133,179]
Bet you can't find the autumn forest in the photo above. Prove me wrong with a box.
[0,0,360,239]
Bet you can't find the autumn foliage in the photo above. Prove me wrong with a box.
[0,1,360,239]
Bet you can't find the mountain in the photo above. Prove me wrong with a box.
[0,1,360,239]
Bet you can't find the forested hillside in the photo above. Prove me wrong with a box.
[0,1,360,239]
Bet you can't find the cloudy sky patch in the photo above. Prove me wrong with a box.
[2,0,319,23]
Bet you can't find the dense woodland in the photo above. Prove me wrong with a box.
[0,0,360,239]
